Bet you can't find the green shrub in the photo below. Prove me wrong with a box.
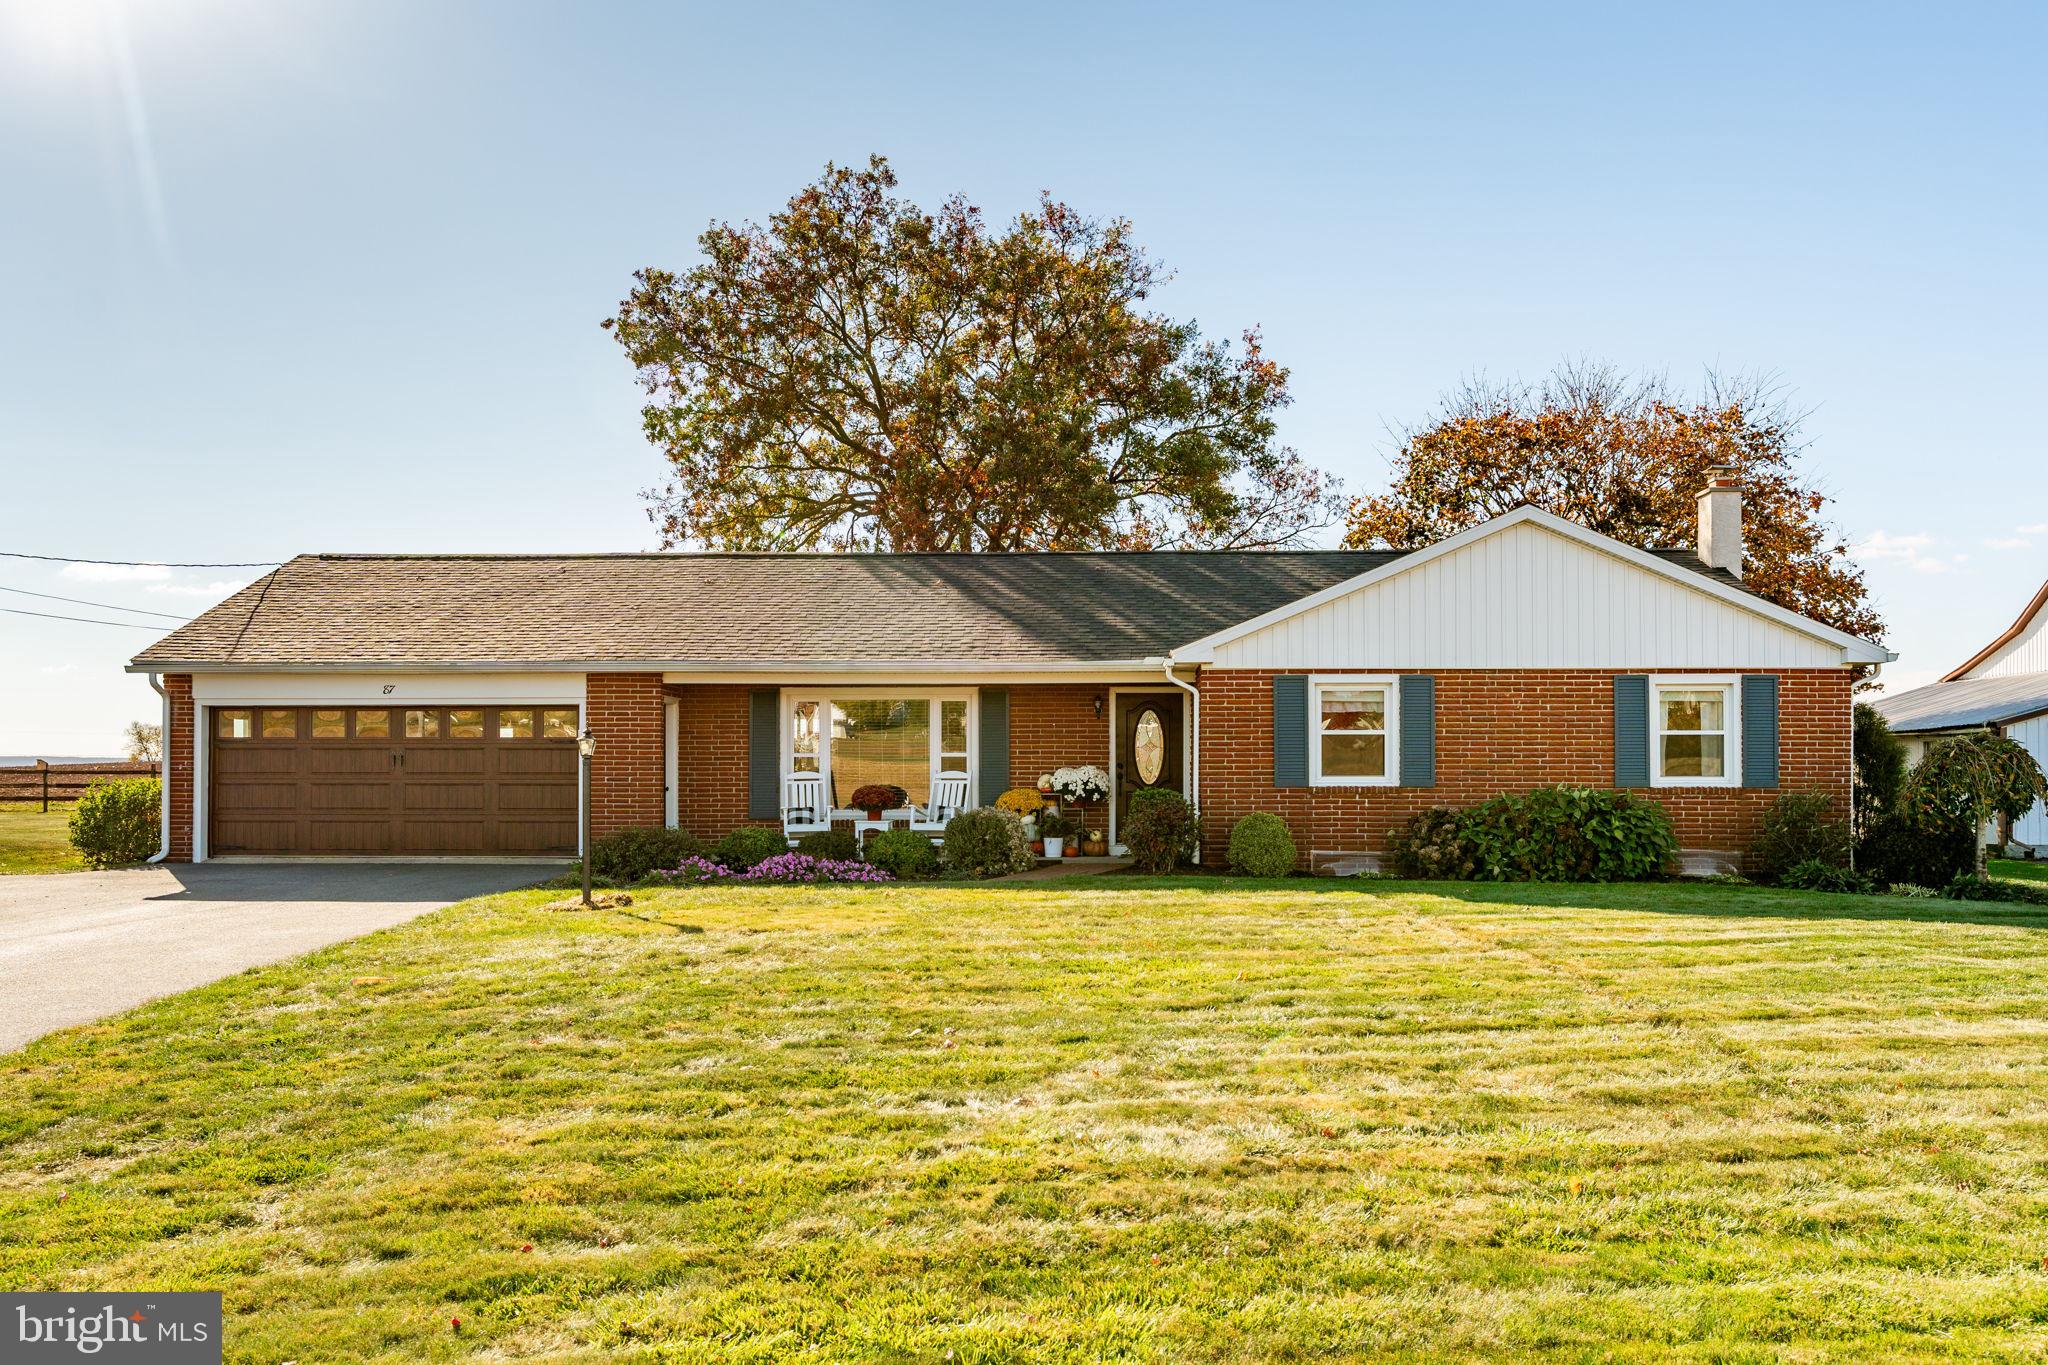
[1749,792,1852,885]
[715,825,787,871]
[1778,858,1873,894]
[576,825,704,885]
[1385,806,1479,879]
[1939,873,2048,906]
[796,828,861,861]
[1852,703,1907,836]
[1226,812,1297,877]
[1857,813,1973,889]
[67,778,160,868]
[1460,786,1676,882]
[866,828,941,880]
[1124,788,1199,874]
[942,808,1033,878]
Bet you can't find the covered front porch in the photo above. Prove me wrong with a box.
[655,673,1196,852]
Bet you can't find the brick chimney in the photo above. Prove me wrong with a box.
[1696,466,1743,578]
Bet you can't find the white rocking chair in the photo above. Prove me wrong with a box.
[909,771,971,839]
[782,774,830,846]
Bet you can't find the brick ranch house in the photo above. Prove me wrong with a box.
[128,480,1891,871]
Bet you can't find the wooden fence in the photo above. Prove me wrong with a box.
[0,761,160,810]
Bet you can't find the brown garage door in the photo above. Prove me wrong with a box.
[210,705,579,855]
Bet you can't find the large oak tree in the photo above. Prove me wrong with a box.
[1343,363,1884,642]
[606,157,1339,551]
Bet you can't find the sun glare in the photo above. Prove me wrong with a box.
[0,0,117,69]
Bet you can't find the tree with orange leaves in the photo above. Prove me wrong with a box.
[606,157,1339,552]
[1343,362,1883,642]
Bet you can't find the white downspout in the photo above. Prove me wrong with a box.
[145,672,171,863]
[1161,657,1200,858]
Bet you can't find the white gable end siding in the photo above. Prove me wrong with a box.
[1207,521,1842,671]
[2009,713,2048,846]
[1964,608,2048,679]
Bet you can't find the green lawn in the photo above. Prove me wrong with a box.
[1992,857,2048,884]
[7,878,2048,1361]
[0,803,84,874]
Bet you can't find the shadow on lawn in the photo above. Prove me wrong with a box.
[946,870,2048,932]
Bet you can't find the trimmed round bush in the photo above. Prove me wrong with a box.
[796,828,861,861]
[580,825,704,885]
[714,825,787,871]
[68,777,160,869]
[1124,788,1199,874]
[866,828,941,880]
[1386,806,1479,879]
[1226,812,1296,877]
[942,808,1033,878]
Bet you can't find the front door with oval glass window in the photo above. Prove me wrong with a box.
[1114,692,1184,839]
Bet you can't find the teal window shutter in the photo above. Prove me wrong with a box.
[1613,675,1650,787]
[1742,674,1780,788]
[747,689,779,820]
[1273,675,1309,787]
[978,689,1009,804]
[1398,675,1436,787]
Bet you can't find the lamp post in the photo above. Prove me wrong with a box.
[577,728,598,906]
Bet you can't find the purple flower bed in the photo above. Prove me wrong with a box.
[736,853,893,884]
[650,852,894,886]
[652,855,731,885]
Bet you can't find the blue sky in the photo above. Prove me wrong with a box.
[2,0,2042,753]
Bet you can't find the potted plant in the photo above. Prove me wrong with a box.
[996,787,1044,819]
[1049,765,1111,807]
[1038,811,1077,859]
[850,783,907,820]
[1083,827,1107,857]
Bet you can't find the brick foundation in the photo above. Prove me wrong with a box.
[1194,668,1852,870]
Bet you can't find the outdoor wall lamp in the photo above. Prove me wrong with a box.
[1093,694,1105,719]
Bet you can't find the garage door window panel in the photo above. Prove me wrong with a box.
[497,709,535,740]
[448,710,484,739]
[216,710,252,740]
[543,709,578,739]
[406,710,441,739]
[260,710,298,739]
[354,710,390,739]
[311,710,346,739]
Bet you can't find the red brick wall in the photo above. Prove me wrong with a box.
[671,684,753,840]
[1005,684,1114,834]
[586,672,667,837]
[1195,667,1852,869]
[166,674,194,861]
[667,683,1119,842]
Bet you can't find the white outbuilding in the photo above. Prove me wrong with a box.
[1876,580,2048,852]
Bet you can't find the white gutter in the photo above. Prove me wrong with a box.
[144,672,170,863]
[1159,657,1200,852]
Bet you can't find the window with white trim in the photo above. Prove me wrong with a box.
[1310,677,1398,786]
[784,690,974,812]
[1651,676,1739,787]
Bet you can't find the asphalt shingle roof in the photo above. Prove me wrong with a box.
[1873,671,2048,733]
[129,547,1760,670]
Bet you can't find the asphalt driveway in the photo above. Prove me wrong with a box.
[0,862,550,1052]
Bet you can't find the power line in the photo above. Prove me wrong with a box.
[0,550,283,569]
[1,606,170,630]
[0,585,191,621]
